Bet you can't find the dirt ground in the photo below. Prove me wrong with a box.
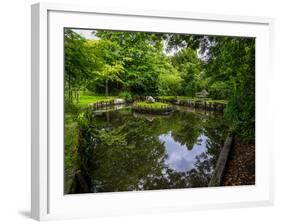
[222,138,255,186]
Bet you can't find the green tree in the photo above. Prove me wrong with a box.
[166,34,255,142]
[205,37,255,141]
[172,48,203,96]
[86,39,125,95]
[95,31,165,95]
[158,73,182,96]
[64,29,102,103]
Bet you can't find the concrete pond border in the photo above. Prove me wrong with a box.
[209,133,234,186]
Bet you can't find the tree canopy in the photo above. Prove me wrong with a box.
[64,29,255,142]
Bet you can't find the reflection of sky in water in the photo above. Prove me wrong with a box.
[159,132,208,172]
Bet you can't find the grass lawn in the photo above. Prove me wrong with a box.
[206,99,227,104]
[76,95,118,107]
[134,101,170,109]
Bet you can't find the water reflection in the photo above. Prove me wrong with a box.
[65,106,227,194]
[160,132,208,172]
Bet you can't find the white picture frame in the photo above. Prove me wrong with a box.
[31,2,274,221]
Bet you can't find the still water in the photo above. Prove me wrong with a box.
[65,105,227,194]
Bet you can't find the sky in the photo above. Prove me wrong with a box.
[73,29,98,40]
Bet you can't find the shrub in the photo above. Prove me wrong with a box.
[209,81,231,100]
[118,91,133,101]
[224,89,255,143]
[157,73,183,96]
[65,101,79,114]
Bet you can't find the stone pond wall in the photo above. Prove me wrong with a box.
[132,105,174,115]
[156,97,225,112]
[86,97,225,113]
[209,133,233,186]
[88,98,126,109]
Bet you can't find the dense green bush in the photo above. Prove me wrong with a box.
[118,91,133,101]
[64,101,79,114]
[209,81,231,100]
[224,88,255,143]
[157,73,182,96]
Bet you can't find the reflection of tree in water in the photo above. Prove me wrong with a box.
[170,111,202,150]
[67,107,227,194]
[69,109,167,193]
[142,152,218,190]
[202,113,228,168]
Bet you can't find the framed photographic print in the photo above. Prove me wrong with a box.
[31,2,274,221]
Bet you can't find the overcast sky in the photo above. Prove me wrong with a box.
[73,29,98,40]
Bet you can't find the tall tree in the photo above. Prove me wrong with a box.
[171,47,203,96]
[64,29,102,103]
[95,31,165,95]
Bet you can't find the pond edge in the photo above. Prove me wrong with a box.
[209,133,233,187]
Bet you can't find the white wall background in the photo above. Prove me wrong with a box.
[0,0,280,223]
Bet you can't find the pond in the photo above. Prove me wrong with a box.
[64,105,228,194]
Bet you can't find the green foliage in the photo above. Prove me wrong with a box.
[134,101,170,109]
[157,73,182,96]
[64,113,79,193]
[209,81,230,99]
[77,112,89,128]
[203,37,255,141]
[64,29,103,103]
[87,39,125,95]
[77,95,117,107]
[224,88,255,142]
[172,48,203,96]
[64,101,79,114]
[164,34,255,142]
[64,28,255,142]
[94,31,166,96]
[118,91,132,101]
